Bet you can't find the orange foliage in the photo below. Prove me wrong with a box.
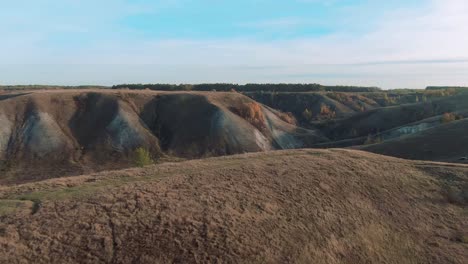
[441,112,463,123]
[319,104,336,119]
[231,102,266,130]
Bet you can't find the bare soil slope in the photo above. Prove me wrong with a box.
[0,149,467,263]
[0,90,325,183]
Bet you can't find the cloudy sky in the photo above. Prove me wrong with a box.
[1,0,468,89]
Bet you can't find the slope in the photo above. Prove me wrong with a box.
[361,118,468,163]
[0,149,466,263]
[316,91,468,141]
[0,90,326,184]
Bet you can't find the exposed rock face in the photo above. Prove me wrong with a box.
[0,114,12,159]
[19,112,71,158]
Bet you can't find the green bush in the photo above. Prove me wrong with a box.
[302,108,313,122]
[133,147,153,167]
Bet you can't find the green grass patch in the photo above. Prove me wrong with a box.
[1,155,257,207]
[0,200,32,216]
[133,147,154,167]
[306,151,324,156]
[0,176,142,215]
[13,176,136,202]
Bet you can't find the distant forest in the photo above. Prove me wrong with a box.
[111,83,382,93]
[426,86,468,91]
[0,85,108,90]
[2,84,466,93]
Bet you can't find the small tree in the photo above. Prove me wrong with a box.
[319,104,336,119]
[302,108,313,122]
[383,93,389,104]
[133,147,153,167]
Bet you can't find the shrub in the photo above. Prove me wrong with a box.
[133,147,153,167]
[276,111,297,125]
[230,102,266,130]
[302,108,313,122]
[441,112,463,124]
[301,105,336,121]
[319,104,336,120]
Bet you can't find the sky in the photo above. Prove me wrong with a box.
[1,0,468,89]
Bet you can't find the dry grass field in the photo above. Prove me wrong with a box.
[0,149,466,263]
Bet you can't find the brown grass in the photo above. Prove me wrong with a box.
[0,149,466,263]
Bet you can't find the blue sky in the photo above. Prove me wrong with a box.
[1,0,468,88]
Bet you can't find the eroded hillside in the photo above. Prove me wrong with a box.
[244,89,458,124]
[0,90,325,183]
[1,88,468,183]
[0,150,466,263]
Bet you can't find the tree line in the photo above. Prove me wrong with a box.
[111,83,382,93]
[426,86,468,91]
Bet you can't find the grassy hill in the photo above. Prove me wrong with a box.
[0,149,466,263]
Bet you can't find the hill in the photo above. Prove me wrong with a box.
[0,149,466,263]
[2,87,468,183]
[0,89,325,184]
[361,118,468,162]
[246,89,458,127]
[315,91,468,141]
